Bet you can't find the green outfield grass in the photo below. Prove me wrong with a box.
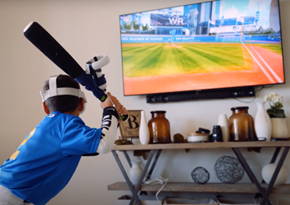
[122,43,250,78]
[255,43,283,55]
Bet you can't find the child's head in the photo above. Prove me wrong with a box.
[41,74,86,114]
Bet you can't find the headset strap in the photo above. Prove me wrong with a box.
[40,76,87,102]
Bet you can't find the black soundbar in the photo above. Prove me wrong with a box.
[146,87,255,103]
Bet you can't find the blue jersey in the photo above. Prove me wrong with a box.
[0,111,102,205]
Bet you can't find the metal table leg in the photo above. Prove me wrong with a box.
[269,147,281,164]
[141,149,162,196]
[260,147,289,205]
[112,150,161,205]
[129,150,157,205]
[123,151,132,167]
[261,147,281,184]
[112,150,142,205]
[232,148,272,205]
[146,149,162,181]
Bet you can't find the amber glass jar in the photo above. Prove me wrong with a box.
[229,106,257,141]
[148,111,171,143]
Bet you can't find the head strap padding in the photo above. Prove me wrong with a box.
[40,76,87,103]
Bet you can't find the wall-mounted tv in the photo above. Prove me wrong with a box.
[119,0,284,103]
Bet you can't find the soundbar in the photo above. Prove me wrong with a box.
[146,87,255,103]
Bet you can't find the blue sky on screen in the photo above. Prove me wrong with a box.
[220,0,272,28]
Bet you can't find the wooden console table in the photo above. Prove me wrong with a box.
[109,141,290,205]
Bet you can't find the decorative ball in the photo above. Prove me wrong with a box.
[191,166,210,184]
[214,156,244,183]
[262,163,288,186]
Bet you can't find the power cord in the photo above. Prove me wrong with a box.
[144,176,169,204]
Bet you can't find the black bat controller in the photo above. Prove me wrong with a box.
[23,21,128,121]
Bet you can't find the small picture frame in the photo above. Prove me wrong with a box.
[119,110,142,139]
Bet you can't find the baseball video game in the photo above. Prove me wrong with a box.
[119,0,284,96]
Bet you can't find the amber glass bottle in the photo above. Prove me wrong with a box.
[148,111,171,143]
[229,106,257,141]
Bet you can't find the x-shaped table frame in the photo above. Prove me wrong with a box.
[112,144,289,205]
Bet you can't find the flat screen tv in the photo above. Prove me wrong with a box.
[119,0,285,103]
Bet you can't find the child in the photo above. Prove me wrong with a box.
[0,74,127,205]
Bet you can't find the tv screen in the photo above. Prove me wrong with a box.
[119,0,284,99]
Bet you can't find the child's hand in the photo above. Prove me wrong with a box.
[100,92,128,119]
[107,92,128,118]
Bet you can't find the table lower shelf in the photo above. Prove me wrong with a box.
[108,182,290,194]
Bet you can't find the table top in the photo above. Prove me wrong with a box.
[112,141,290,151]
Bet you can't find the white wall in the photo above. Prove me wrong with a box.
[1,0,290,204]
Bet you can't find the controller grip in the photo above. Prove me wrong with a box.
[120,114,128,121]
[87,57,128,122]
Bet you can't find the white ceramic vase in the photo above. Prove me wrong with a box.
[271,118,288,139]
[139,111,150,145]
[261,163,288,186]
[254,101,272,141]
[129,159,143,185]
[217,114,230,142]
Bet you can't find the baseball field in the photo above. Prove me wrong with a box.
[121,43,283,95]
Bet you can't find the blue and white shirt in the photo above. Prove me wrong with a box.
[0,108,118,205]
